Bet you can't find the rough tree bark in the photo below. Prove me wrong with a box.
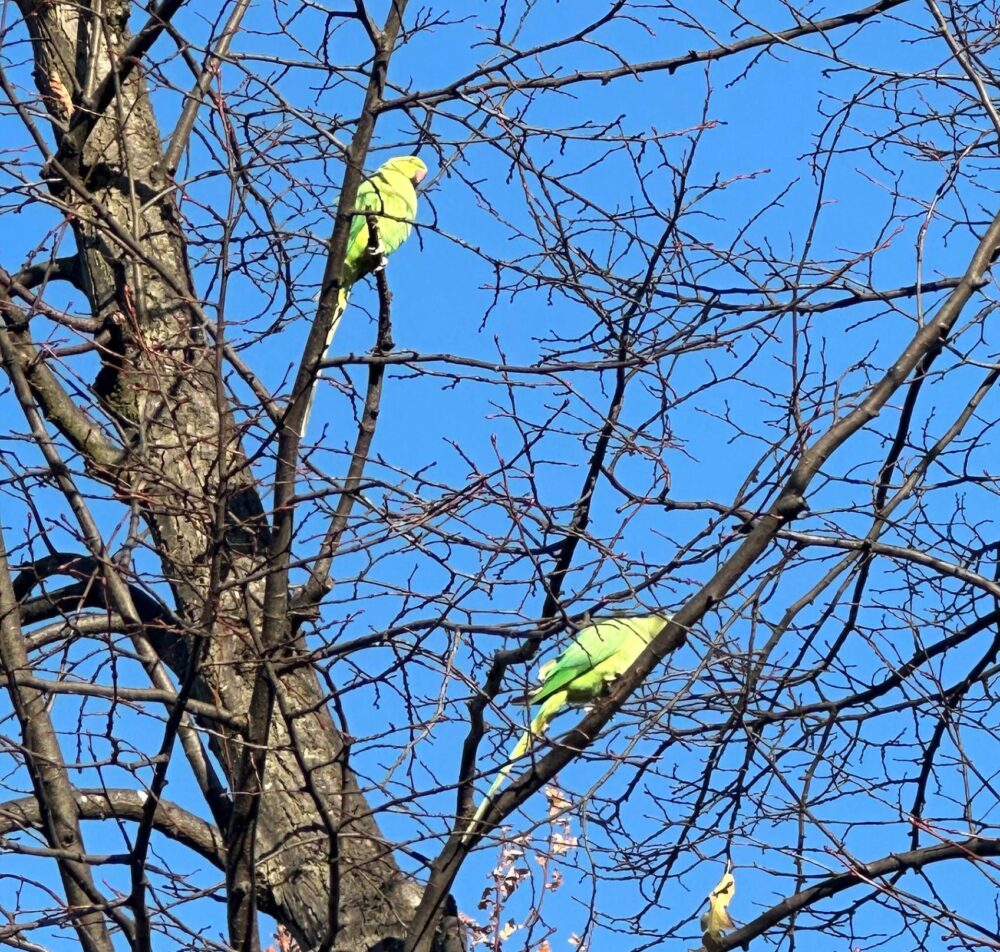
[6,2,433,949]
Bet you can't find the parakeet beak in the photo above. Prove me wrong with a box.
[413,166,427,186]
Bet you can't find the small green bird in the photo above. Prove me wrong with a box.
[303,154,427,434]
[334,154,427,310]
[467,613,669,836]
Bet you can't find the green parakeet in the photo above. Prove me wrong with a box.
[467,613,669,835]
[303,154,427,434]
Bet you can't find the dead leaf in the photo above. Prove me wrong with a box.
[546,785,571,818]
[550,830,578,856]
[699,862,736,943]
[268,925,299,952]
[458,913,492,947]
[44,70,73,121]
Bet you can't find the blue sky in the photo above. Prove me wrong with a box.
[3,1,1000,949]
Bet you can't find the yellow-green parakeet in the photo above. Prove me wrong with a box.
[303,154,427,433]
[335,154,427,308]
[467,613,669,835]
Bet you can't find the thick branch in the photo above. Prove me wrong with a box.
[0,789,224,869]
[295,216,395,610]
[164,0,253,174]
[235,4,412,949]
[7,673,246,730]
[717,835,1000,950]
[14,553,187,671]
[0,298,123,469]
[405,205,1000,952]
[0,532,116,952]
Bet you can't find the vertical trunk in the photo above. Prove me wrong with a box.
[13,2,428,947]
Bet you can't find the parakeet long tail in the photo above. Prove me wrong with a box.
[464,690,567,840]
[299,285,350,438]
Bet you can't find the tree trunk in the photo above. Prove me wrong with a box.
[13,2,429,947]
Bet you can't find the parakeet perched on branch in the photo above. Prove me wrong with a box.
[302,154,427,434]
[334,154,427,309]
[467,613,670,836]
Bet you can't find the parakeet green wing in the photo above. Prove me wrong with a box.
[531,622,632,705]
[531,615,666,705]
[342,160,422,284]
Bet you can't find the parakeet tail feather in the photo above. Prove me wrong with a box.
[463,690,567,840]
[299,287,350,438]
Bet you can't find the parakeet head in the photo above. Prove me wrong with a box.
[377,155,428,186]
